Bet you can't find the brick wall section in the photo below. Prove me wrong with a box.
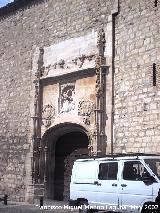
[114,0,160,153]
[0,0,113,201]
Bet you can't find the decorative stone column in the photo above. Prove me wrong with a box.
[32,47,44,184]
[94,29,107,156]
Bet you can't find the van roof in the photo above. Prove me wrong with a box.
[75,153,160,162]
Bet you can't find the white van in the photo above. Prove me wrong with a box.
[69,154,160,213]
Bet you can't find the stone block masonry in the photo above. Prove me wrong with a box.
[114,0,160,153]
[0,0,160,202]
[0,0,116,202]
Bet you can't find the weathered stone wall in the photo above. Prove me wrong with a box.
[0,0,115,201]
[114,0,160,153]
[1,0,160,202]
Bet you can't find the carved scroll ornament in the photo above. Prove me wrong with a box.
[42,104,55,127]
[49,54,96,72]
[78,100,95,125]
[72,54,96,68]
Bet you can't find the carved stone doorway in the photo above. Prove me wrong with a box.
[45,124,89,201]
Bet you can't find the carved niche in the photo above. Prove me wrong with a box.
[42,104,55,127]
[59,83,75,114]
[78,100,95,125]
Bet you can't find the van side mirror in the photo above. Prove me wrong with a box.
[142,172,156,184]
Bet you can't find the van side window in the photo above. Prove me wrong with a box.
[123,161,148,181]
[99,162,118,180]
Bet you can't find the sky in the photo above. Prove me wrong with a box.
[0,0,14,7]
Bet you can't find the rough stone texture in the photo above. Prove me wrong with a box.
[114,0,160,153]
[0,0,115,202]
[1,0,160,203]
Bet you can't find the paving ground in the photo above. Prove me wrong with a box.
[0,201,79,213]
[0,205,79,213]
[0,200,118,213]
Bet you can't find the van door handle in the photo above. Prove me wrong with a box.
[121,184,127,187]
[94,181,101,186]
[112,183,117,187]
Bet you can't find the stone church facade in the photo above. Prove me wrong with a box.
[0,0,160,203]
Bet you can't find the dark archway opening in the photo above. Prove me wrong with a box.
[47,130,89,201]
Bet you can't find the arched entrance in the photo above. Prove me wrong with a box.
[43,123,89,201]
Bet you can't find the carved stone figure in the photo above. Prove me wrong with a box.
[78,100,95,125]
[58,59,65,68]
[42,104,55,127]
[60,83,75,114]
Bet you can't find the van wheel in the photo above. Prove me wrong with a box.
[78,200,93,213]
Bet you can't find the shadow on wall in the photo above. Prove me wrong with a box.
[47,131,89,201]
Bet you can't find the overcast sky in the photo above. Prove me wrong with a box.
[0,0,13,7]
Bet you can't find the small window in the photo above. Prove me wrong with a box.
[155,0,158,7]
[99,162,118,180]
[153,63,157,86]
[74,162,97,179]
[123,161,149,181]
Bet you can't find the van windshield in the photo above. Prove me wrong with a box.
[144,159,160,179]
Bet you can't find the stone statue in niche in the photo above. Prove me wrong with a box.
[78,100,95,125]
[42,104,55,127]
[60,83,75,114]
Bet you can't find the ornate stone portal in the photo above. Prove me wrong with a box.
[31,29,108,199]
